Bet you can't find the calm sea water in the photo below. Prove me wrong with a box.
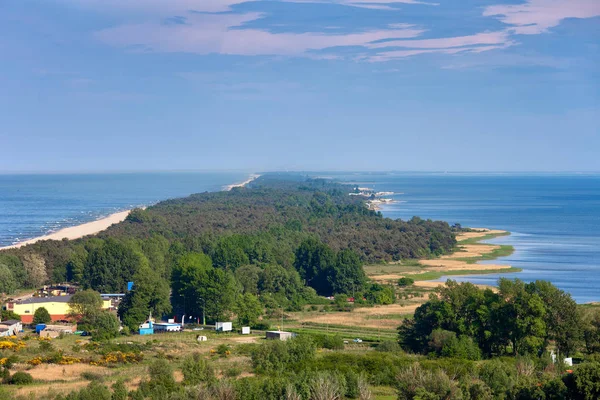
[325,173,600,303]
[0,172,249,248]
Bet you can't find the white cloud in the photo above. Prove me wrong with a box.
[484,0,600,34]
[95,13,425,56]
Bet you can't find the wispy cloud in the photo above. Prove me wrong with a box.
[95,12,425,56]
[484,0,600,34]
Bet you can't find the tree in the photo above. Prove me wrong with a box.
[525,280,581,356]
[118,265,171,332]
[68,289,103,319]
[235,293,263,327]
[497,279,546,355]
[82,238,148,293]
[182,354,215,386]
[22,253,48,288]
[171,252,238,323]
[33,307,51,324]
[397,277,414,287]
[0,264,17,295]
[81,311,120,341]
[329,249,366,295]
[235,265,262,295]
[293,239,336,295]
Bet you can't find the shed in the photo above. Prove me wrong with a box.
[266,330,294,341]
[241,326,250,335]
[215,322,232,332]
[0,320,23,336]
[139,320,154,335]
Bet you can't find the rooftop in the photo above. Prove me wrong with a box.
[16,295,72,305]
[0,320,21,326]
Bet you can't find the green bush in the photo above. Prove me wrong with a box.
[9,371,33,385]
[33,307,51,325]
[182,353,215,385]
[397,277,414,287]
[376,340,401,352]
[479,359,516,399]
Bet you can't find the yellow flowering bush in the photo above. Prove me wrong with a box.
[91,351,143,366]
[0,340,26,351]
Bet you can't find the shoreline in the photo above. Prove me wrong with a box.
[1,173,260,251]
[367,228,518,284]
[224,173,261,191]
[0,210,132,250]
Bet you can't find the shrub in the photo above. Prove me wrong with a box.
[396,364,462,400]
[65,381,111,400]
[33,307,52,325]
[182,353,215,385]
[478,359,516,399]
[81,371,104,381]
[225,364,243,378]
[397,278,414,287]
[441,335,482,361]
[376,340,401,353]
[9,371,33,385]
[147,359,176,393]
[111,380,129,400]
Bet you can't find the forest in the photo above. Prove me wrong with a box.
[0,175,599,399]
[0,174,456,328]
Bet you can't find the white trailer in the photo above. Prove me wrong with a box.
[215,322,232,332]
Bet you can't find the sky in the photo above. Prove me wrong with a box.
[1,0,599,172]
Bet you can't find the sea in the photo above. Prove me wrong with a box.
[324,172,600,303]
[0,172,249,248]
[0,172,598,303]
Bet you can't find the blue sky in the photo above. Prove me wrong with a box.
[1,0,598,172]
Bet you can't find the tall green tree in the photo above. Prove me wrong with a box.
[33,307,51,324]
[235,293,263,327]
[293,238,336,295]
[68,289,103,319]
[0,264,17,295]
[118,265,171,331]
[83,238,148,293]
[171,252,239,323]
[497,278,546,355]
[525,280,581,356]
[329,249,366,295]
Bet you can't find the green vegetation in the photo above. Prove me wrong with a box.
[399,279,583,357]
[32,307,51,325]
[1,175,598,399]
[403,267,522,281]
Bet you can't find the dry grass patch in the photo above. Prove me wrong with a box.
[21,364,110,382]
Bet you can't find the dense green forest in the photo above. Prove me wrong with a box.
[0,174,456,328]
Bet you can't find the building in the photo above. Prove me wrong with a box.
[7,295,73,323]
[265,330,294,341]
[154,322,182,332]
[0,320,22,336]
[7,294,112,323]
[139,320,154,335]
[39,324,77,338]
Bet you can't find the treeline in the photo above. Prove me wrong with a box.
[0,175,456,328]
[399,279,597,358]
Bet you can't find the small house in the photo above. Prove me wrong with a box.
[139,320,154,335]
[265,330,294,341]
[0,320,22,336]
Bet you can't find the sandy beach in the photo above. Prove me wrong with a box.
[368,228,514,282]
[224,173,261,191]
[0,210,133,250]
[1,175,261,251]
